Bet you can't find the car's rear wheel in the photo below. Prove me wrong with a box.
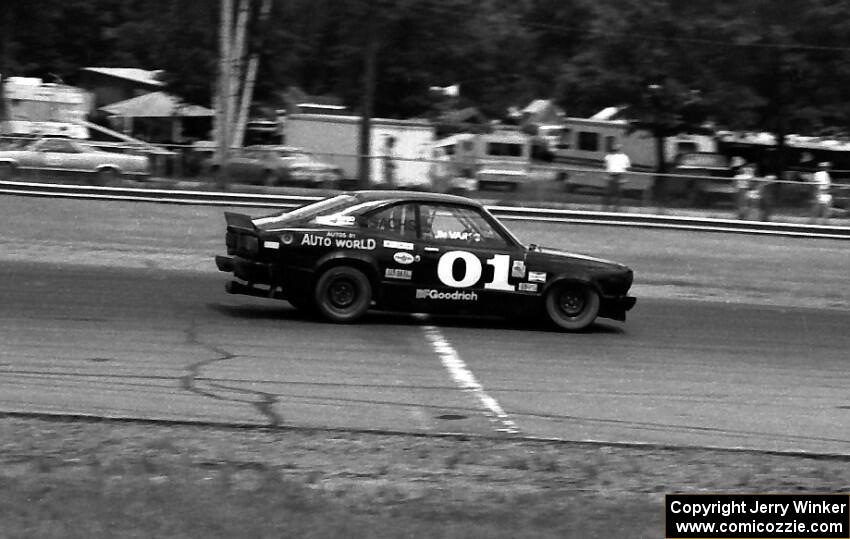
[544,282,600,331]
[314,266,372,323]
[0,162,14,180]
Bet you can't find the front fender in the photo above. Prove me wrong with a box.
[541,275,602,298]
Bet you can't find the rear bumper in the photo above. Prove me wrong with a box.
[215,255,271,284]
[599,295,637,321]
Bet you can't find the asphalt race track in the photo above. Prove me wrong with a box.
[2,260,848,455]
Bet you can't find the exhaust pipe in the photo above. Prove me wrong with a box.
[215,255,234,272]
[225,280,285,300]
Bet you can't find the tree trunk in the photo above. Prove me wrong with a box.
[358,12,377,189]
[233,0,272,149]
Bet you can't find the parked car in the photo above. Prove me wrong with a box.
[210,145,344,188]
[668,152,735,206]
[0,137,151,183]
[215,190,636,331]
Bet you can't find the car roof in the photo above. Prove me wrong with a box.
[350,190,484,207]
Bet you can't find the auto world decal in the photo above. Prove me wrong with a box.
[300,232,376,250]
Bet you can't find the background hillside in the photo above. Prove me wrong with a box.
[2,0,850,136]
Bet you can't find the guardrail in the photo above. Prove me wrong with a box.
[2,179,849,239]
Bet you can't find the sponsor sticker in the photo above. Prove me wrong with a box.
[393,252,416,265]
[262,241,280,250]
[281,233,294,245]
[434,230,481,242]
[301,233,376,250]
[383,240,414,250]
[385,268,412,280]
[415,289,478,301]
[511,260,526,278]
[528,271,547,283]
[518,282,538,292]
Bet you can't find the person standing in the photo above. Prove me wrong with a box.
[603,143,630,210]
[381,135,397,188]
[734,163,756,219]
[811,161,833,224]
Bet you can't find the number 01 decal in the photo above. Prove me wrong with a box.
[436,251,515,291]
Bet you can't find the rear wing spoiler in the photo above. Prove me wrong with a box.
[224,212,256,232]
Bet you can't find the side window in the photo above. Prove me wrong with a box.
[419,204,510,249]
[578,131,599,152]
[41,140,74,152]
[557,128,572,149]
[362,203,417,239]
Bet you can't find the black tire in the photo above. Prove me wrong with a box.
[544,282,600,331]
[95,167,119,185]
[287,293,316,314]
[314,266,372,323]
[0,162,14,180]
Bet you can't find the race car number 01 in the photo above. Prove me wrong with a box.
[437,251,514,291]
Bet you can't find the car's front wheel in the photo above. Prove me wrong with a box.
[544,282,600,331]
[95,167,119,185]
[314,266,372,323]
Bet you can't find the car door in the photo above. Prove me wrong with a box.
[39,139,87,172]
[358,202,421,309]
[412,202,527,315]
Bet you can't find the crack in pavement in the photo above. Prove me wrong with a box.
[180,320,283,427]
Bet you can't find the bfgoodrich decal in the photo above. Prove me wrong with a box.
[415,289,478,301]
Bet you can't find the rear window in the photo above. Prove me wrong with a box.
[253,194,359,227]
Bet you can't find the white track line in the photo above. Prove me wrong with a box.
[419,323,519,435]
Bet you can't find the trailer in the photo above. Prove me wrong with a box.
[283,113,435,187]
[1,76,91,139]
[428,131,532,192]
[546,116,716,195]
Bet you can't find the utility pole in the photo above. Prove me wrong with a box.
[357,8,378,188]
[228,0,251,145]
[216,0,234,189]
[0,2,13,127]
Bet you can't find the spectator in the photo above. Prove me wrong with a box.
[381,135,397,188]
[734,163,756,219]
[810,161,833,224]
[603,143,630,211]
[758,175,776,222]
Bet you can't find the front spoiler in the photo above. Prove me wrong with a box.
[600,295,637,322]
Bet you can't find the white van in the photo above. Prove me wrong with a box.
[430,131,531,191]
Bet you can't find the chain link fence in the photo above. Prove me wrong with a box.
[1,135,848,223]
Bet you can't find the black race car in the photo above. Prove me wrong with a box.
[215,191,636,330]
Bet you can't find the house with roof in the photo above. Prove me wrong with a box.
[76,67,212,143]
[76,67,165,112]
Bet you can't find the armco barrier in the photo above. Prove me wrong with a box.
[1,179,849,240]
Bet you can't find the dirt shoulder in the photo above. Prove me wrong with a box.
[1,416,848,538]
